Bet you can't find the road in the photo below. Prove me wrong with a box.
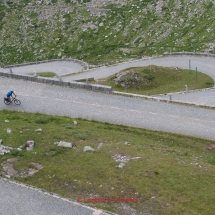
[1,56,215,141]
[1,55,215,215]
[0,179,110,215]
[62,56,215,81]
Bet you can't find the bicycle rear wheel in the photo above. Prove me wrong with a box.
[14,99,21,105]
[4,99,11,105]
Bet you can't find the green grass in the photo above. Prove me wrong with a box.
[91,65,214,95]
[28,72,57,77]
[0,110,215,214]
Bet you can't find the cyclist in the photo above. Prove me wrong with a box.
[4,90,16,102]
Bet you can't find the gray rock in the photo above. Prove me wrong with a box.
[83,146,95,152]
[118,163,125,168]
[56,141,72,148]
[5,120,9,122]
[0,139,2,144]
[7,128,12,133]
[0,144,13,155]
[25,140,34,151]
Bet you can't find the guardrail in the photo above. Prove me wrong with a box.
[4,58,89,70]
[0,72,112,93]
[163,51,215,57]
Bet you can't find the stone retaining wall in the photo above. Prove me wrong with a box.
[0,72,112,93]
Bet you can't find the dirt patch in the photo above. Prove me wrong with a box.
[207,144,215,152]
[1,159,43,178]
[1,158,19,177]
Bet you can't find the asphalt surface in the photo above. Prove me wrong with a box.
[1,55,215,215]
[0,179,110,215]
[62,55,215,81]
[2,61,85,76]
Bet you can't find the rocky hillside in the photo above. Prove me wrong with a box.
[0,0,215,66]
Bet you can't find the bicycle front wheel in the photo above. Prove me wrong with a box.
[14,99,21,105]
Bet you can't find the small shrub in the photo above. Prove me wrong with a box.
[208,155,215,165]
[146,74,154,80]
[206,81,213,86]
[73,133,87,140]
[35,118,48,124]
[64,124,75,129]
[11,149,24,156]
[184,151,189,156]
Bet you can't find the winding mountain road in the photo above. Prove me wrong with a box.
[1,56,215,140]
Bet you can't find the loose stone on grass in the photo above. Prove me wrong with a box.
[112,154,141,168]
[7,128,12,133]
[55,141,73,148]
[25,140,35,151]
[118,163,125,168]
[83,146,95,152]
[0,144,13,155]
[35,128,42,132]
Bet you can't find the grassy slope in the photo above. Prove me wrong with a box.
[0,0,215,66]
[0,110,215,214]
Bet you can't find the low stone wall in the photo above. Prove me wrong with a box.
[0,72,112,93]
[163,51,215,58]
[4,58,89,70]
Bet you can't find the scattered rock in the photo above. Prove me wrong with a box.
[0,144,13,155]
[7,128,12,133]
[207,144,215,152]
[73,120,77,125]
[0,139,2,144]
[1,158,19,177]
[112,154,141,162]
[97,142,104,149]
[55,141,72,148]
[25,140,35,151]
[5,120,9,122]
[20,162,43,177]
[83,146,95,152]
[35,128,42,132]
[118,163,125,168]
[0,172,6,177]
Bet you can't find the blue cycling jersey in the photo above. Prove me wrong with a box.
[6,91,13,97]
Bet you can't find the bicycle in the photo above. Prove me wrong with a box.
[4,95,21,105]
